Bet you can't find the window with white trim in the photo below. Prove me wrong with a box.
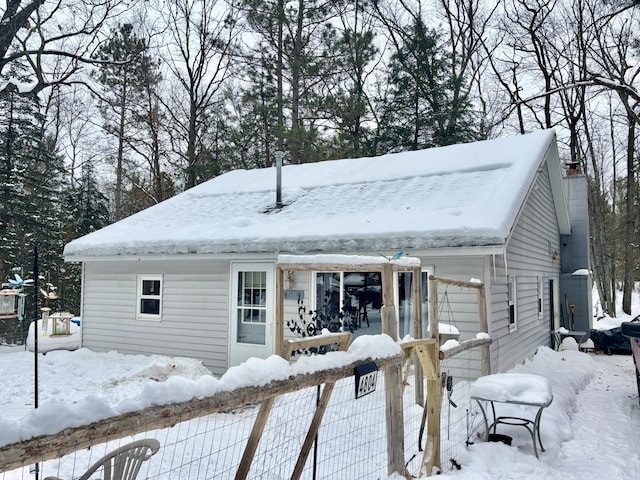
[508,276,517,330]
[537,276,544,319]
[137,275,163,319]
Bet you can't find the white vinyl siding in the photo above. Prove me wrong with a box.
[81,260,231,375]
[492,161,562,372]
[419,255,486,382]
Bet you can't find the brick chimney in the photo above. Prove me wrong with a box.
[565,161,582,176]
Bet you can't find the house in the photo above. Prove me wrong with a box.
[63,129,591,376]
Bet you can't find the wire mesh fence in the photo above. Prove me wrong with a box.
[1,360,397,480]
[0,341,490,480]
[439,349,486,473]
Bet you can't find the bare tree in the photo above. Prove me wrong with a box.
[0,0,131,95]
[438,0,500,138]
[161,0,238,188]
[586,3,640,314]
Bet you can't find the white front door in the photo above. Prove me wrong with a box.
[229,263,275,367]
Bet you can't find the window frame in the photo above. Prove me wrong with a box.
[537,275,544,320]
[310,268,431,339]
[137,274,163,321]
[237,271,268,326]
[508,275,517,331]
[394,268,431,340]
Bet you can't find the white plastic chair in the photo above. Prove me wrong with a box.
[45,439,160,480]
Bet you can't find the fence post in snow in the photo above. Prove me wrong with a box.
[381,263,405,476]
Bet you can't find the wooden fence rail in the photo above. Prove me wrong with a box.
[0,353,402,474]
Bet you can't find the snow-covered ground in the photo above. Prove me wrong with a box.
[1,344,639,479]
[1,289,639,479]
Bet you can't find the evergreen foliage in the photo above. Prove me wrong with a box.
[0,61,67,341]
[376,18,480,153]
[241,0,345,164]
[92,23,155,221]
[63,162,110,240]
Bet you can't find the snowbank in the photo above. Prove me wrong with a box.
[0,334,400,448]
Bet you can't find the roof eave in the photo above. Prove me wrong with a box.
[546,137,571,235]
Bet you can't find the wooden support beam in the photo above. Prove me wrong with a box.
[439,338,493,360]
[428,274,484,290]
[276,262,417,273]
[400,339,439,389]
[421,341,442,475]
[381,263,406,477]
[412,266,425,406]
[477,285,491,375]
[290,335,350,480]
[428,276,439,341]
[235,397,276,480]
[284,332,352,354]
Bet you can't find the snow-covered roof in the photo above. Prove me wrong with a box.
[64,129,569,259]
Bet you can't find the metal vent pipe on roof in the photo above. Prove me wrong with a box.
[275,151,284,208]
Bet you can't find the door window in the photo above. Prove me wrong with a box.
[236,271,267,345]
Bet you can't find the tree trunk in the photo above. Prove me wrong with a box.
[623,112,636,314]
[114,79,127,221]
[289,0,304,165]
[186,97,198,189]
[276,0,284,153]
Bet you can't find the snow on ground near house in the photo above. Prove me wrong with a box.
[592,285,640,330]
[438,352,640,480]
[1,338,639,479]
[0,334,401,448]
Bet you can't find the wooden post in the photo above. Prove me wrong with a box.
[235,397,276,480]
[421,341,441,475]
[381,263,405,477]
[428,275,439,341]
[412,266,425,406]
[477,285,491,375]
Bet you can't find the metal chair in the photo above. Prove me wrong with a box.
[45,439,160,480]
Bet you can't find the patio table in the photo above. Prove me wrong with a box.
[470,373,553,458]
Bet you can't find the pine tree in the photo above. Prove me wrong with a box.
[0,60,66,341]
[64,162,110,240]
[129,46,169,208]
[324,9,378,159]
[59,161,110,315]
[0,62,64,276]
[241,0,344,164]
[93,24,151,220]
[376,18,480,152]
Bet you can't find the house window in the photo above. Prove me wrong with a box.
[508,276,517,330]
[312,270,429,339]
[137,275,162,319]
[537,276,544,319]
[315,271,382,334]
[396,270,430,339]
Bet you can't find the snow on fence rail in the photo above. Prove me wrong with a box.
[0,338,490,479]
[1,334,424,480]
